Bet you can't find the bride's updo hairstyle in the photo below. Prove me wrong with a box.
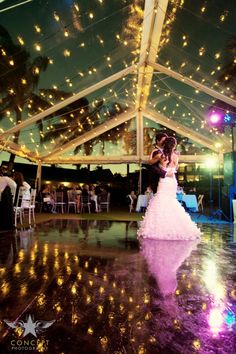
[162,136,177,165]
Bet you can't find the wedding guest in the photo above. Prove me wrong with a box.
[89,185,98,212]
[13,171,31,205]
[176,186,185,195]
[81,184,89,196]
[41,184,56,213]
[0,166,16,201]
[144,185,154,203]
[0,166,16,230]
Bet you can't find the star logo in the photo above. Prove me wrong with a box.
[4,314,55,338]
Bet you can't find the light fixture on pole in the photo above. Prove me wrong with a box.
[205,156,218,217]
[212,143,229,221]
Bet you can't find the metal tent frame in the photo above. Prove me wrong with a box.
[0,0,235,168]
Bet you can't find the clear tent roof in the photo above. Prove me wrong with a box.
[0,0,235,165]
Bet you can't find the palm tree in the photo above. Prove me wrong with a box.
[48,101,129,157]
[0,25,49,163]
[218,36,236,87]
[41,93,103,155]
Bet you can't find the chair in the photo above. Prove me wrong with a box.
[54,191,66,213]
[80,195,91,213]
[197,194,204,212]
[21,189,36,225]
[127,195,133,213]
[14,188,24,226]
[67,190,77,213]
[99,192,110,212]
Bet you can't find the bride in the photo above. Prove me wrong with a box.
[137,136,201,240]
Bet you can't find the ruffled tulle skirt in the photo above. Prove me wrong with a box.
[137,177,201,240]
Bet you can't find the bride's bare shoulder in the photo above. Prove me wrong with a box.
[170,151,179,166]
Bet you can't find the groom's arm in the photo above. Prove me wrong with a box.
[149,151,174,178]
[148,150,167,178]
[151,164,167,178]
[148,149,162,165]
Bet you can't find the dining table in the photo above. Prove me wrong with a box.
[176,194,198,212]
[136,194,149,212]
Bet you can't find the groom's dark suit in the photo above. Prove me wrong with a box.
[149,147,167,194]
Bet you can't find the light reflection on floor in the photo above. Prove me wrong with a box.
[0,220,236,353]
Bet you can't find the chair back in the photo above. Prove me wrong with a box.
[67,190,77,203]
[21,189,36,208]
[197,194,204,204]
[30,189,36,206]
[13,187,24,226]
[15,187,24,208]
[197,194,204,211]
[80,194,91,213]
[127,194,133,212]
[55,191,64,203]
[81,195,90,205]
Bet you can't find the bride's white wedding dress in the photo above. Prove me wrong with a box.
[137,166,201,240]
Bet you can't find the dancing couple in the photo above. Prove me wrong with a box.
[138,132,201,240]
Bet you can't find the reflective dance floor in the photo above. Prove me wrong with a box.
[0,220,236,353]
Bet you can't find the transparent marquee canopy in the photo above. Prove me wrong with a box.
[0,0,235,166]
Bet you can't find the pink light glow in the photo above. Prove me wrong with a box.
[208,308,224,335]
[210,113,221,123]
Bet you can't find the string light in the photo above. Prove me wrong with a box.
[63,49,71,57]
[17,36,24,45]
[34,43,41,51]
[34,25,41,33]
[53,12,60,21]
[199,47,205,56]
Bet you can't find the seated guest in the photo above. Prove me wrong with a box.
[130,190,137,202]
[177,186,185,195]
[98,185,108,202]
[0,166,16,200]
[0,166,16,230]
[57,184,68,204]
[95,183,101,196]
[144,185,154,203]
[89,185,98,212]
[81,184,90,196]
[188,187,196,194]
[97,185,108,212]
[41,184,56,213]
[80,184,92,212]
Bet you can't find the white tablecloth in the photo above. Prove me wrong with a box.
[136,195,148,212]
[177,194,198,212]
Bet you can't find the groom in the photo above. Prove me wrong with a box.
[148,132,174,193]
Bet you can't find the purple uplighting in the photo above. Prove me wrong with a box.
[210,113,221,124]
[208,307,224,335]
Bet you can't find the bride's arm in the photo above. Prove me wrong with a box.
[173,151,179,170]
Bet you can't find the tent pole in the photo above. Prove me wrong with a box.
[138,162,142,195]
[127,164,130,178]
[35,161,42,192]
[136,109,143,194]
